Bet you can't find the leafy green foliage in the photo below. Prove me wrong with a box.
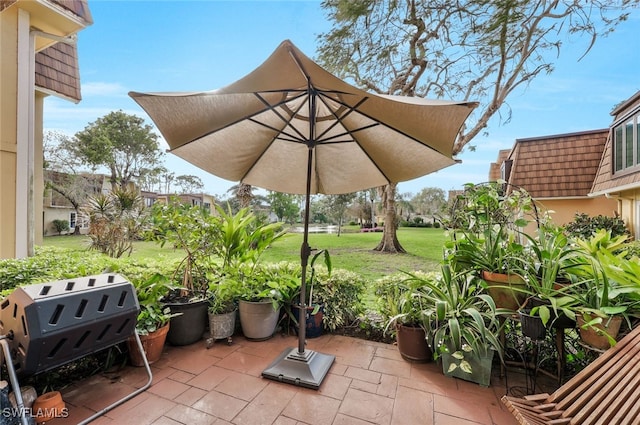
[52,219,70,235]
[565,213,629,240]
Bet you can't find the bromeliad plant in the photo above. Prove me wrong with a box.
[568,230,640,344]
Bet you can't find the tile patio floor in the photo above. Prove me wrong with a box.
[48,333,527,425]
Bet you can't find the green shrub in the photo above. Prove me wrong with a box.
[52,219,70,235]
[565,213,629,240]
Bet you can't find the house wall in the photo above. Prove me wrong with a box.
[534,197,619,226]
[0,7,19,258]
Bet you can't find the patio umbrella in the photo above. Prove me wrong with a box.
[129,39,477,389]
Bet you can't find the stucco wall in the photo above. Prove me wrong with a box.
[0,7,19,258]
[534,197,619,226]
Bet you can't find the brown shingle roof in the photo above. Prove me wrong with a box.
[488,149,511,181]
[591,92,640,195]
[491,130,608,198]
[31,0,92,102]
[36,42,82,102]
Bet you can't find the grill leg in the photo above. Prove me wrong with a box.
[77,332,153,424]
[0,337,30,425]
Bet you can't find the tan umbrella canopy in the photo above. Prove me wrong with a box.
[129,39,477,390]
[130,40,476,195]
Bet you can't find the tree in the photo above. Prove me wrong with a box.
[318,0,634,252]
[175,175,204,194]
[267,191,300,223]
[44,131,97,234]
[70,110,164,190]
[327,193,357,235]
[413,187,447,218]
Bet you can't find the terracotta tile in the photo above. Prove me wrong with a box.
[174,387,207,406]
[488,405,519,425]
[151,417,182,425]
[333,413,379,425]
[317,373,351,400]
[433,393,492,424]
[338,388,393,425]
[164,404,217,425]
[215,371,268,401]
[232,381,298,425]
[328,362,348,376]
[272,417,298,425]
[344,366,381,384]
[369,356,412,379]
[376,374,398,398]
[168,369,196,383]
[106,393,176,424]
[349,378,379,394]
[281,390,341,425]
[148,377,190,399]
[191,390,247,421]
[205,340,241,358]
[167,347,217,375]
[188,365,234,391]
[434,412,481,425]
[390,385,433,425]
[375,345,404,361]
[215,350,273,376]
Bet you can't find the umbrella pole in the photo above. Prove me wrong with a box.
[261,87,334,389]
[297,145,313,354]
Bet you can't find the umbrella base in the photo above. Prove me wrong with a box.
[261,347,335,390]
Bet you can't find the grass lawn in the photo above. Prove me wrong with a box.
[41,227,446,281]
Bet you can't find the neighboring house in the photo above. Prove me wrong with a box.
[43,170,108,235]
[154,193,218,215]
[489,129,617,225]
[591,91,640,239]
[0,0,92,258]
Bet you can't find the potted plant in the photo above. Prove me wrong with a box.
[145,199,217,346]
[517,220,581,332]
[127,273,180,366]
[569,230,640,349]
[444,181,536,311]
[381,273,434,362]
[207,273,242,345]
[237,264,299,340]
[286,249,331,339]
[414,264,508,386]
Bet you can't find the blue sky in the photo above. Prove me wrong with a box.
[44,1,640,199]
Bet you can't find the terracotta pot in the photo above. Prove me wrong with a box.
[128,322,170,366]
[577,314,623,350]
[482,270,527,311]
[396,323,432,362]
[32,391,66,424]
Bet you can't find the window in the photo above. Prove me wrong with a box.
[613,112,640,173]
[70,212,77,229]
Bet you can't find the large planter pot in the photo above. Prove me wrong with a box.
[482,270,527,311]
[239,300,279,341]
[208,309,237,341]
[165,299,208,346]
[291,304,324,339]
[396,323,432,363]
[441,349,494,387]
[577,314,623,350]
[127,323,170,366]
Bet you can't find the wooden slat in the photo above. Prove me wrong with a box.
[501,325,640,425]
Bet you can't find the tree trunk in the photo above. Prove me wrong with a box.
[374,183,406,253]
